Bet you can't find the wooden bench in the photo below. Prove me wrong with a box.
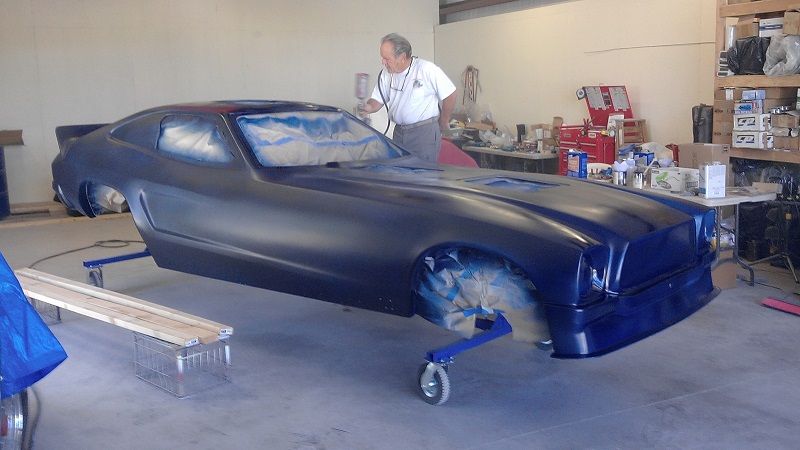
[14,268,234,397]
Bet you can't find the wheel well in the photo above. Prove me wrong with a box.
[80,182,129,216]
[411,245,550,344]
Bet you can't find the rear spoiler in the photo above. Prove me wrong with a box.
[55,124,108,152]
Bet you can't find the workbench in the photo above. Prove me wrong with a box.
[462,146,558,174]
[655,187,777,286]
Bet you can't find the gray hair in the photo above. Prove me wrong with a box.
[381,33,412,59]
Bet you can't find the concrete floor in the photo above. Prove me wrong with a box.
[1,210,799,450]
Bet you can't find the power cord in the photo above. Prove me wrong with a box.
[28,239,145,269]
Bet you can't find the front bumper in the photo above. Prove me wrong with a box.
[545,260,718,359]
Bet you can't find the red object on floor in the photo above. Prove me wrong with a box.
[761,298,800,317]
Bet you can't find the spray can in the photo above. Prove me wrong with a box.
[355,73,369,100]
[354,73,370,125]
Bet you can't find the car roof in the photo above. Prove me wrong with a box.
[150,100,341,116]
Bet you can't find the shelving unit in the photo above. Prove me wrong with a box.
[715,0,800,164]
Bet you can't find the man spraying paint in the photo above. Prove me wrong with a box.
[359,33,457,162]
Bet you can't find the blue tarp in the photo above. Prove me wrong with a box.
[0,253,67,399]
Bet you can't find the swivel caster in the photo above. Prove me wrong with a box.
[86,267,103,288]
[416,362,450,406]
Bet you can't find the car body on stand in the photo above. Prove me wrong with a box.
[51,101,718,404]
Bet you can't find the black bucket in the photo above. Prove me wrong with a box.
[0,148,9,220]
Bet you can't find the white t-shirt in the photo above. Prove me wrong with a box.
[370,57,456,126]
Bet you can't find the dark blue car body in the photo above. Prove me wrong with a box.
[51,101,718,359]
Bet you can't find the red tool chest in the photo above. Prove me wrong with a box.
[557,85,633,176]
[557,127,616,176]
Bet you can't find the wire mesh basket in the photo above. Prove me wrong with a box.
[133,332,230,398]
[31,299,62,325]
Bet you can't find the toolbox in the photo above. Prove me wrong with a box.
[557,86,633,176]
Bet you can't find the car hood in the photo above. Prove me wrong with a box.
[276,159,700,244]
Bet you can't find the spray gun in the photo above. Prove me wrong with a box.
[354,73,371,126]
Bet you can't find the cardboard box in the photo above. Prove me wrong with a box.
[0,130,23,146]
[736,17,759,38]
[682,168,700,192]
[741,87,798,99]
[734,98,794,114]
[785,11,800,35]
[773,135,800,151]
[650,167,682,192]
[759,17,784,37]
[714,88,748,101]
[733,131,773,149]
[771,113,800,128]
[713,100,736,117]
[712,250,737,290]
[752,182,782,193]
[712,121,734,144]
[566,151,587,178]
[650,167,699,192]
[751,87,797,100]
[678,143,731,169]
[700,163,726,199]
[733,113,771,131]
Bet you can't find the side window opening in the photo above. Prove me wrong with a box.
[157,115,233,164]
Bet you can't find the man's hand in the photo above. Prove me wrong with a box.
[359,99,382,117]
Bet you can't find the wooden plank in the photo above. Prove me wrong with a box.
[18,278,209,347]
[720,0,800,17]
[730,147,800,164]
[20,278,220,342]
[716,74,800,89]
[15,268,232,336]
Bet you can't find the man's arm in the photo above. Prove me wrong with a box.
[359,99,384,116]
[438,91,457,133]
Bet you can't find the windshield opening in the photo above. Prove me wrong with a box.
[237,111,405,167]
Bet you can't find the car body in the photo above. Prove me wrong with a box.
[52,101,718,358]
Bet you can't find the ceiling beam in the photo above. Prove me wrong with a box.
[439,0,516,16]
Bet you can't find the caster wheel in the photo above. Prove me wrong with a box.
[416,363,450,405]
[87,268,103,288]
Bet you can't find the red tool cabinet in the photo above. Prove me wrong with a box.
[557,85,633,176]
[557,127,616,176]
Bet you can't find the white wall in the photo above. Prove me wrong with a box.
[434,0,717,143]
[1,0,720,204]
[0,0,437,203]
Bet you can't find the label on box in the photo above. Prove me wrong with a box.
[733,113,770,131]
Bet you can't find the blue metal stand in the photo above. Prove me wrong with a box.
[82,249,152,288]
[425,314,513,365]
[417,314,513,405]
